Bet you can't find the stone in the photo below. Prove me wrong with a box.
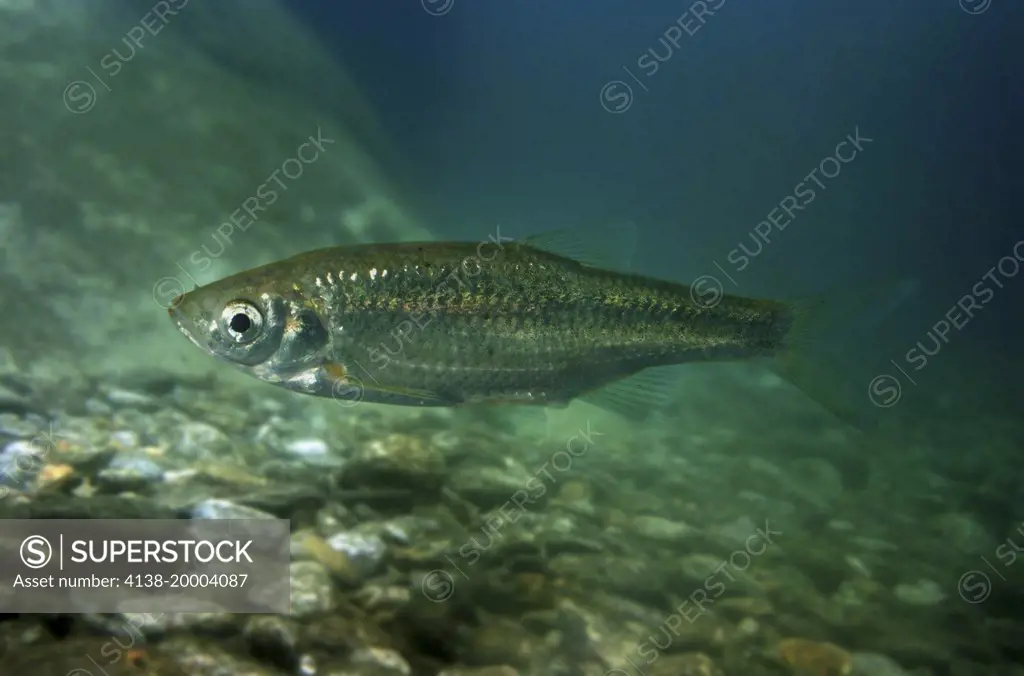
[289,561,337,617]
[632,515,696,542]
[894,579,946,606]
[171,422,234,462]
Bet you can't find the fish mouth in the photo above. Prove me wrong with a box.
[167,303,212,354]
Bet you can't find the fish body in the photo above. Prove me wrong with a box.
[168,234,803,414]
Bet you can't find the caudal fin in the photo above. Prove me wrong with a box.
[770,278,920,431]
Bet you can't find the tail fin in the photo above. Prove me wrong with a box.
[770,278,919,431]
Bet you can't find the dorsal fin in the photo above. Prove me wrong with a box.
[519,221,638,272]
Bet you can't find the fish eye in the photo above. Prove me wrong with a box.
[221,300,264,343]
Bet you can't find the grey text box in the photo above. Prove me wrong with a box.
[0,519,290,613]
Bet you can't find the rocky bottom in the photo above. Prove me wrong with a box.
[0,359,1021,676]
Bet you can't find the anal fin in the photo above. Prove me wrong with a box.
[578,366,681,420]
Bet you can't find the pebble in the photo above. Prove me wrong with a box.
[116,609,237,636]
[935,512,995,554]
[0,383,30,414]
[243,615,300,667]
[171,421,234,461]
[679,553,755,590]
[346,433,446,487]
[633,515,696,542]
[0,412,41,439]
[788,457,845,506]
[282,437,342,467]
[894,579,946,606]
[647,652,723,675]
[448,464,535,509]
[104,387,159,410]
[713,515,760,545]
[96,453,165,491]
[159,636,277,675]
[83,398,114,416]
[348,646,411,675]
[0,439,47,490]
[324,528,388,579]
[851,652,912,675]
[289,561,336,617]
[291,531,362,584]
[828,519,857,531]
[190,498,277,521]
[108,429,141,451]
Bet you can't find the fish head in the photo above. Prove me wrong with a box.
[167,270,331,387]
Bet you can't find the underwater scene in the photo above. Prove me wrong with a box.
[0,0,1021,674]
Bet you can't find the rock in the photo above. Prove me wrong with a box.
[0,439,47,491]
[894,579,946,606]
[244,615,301,671]
[716,595,774,618]
[437,668,520,676]
[737,617,760,636]
[96,453,165,492]
[0,412,42,439]
[851,652,912,676]
[934,512,995,554]
[679,553,758,592]
[292,530,369,586]
[555,597,677,674]
[190,499,277,521]
[228,486,327,518]
[0,383,31,414]
[159,636,283,675]
[353,584,412,616]
[84,397,114,416]
[649,652,724,676]
[171,422,235,461]
[777,638,853,675]
[851,535,899,553]
[712,515,761,546]
[829,519,856,532]
[104,387,160,411]
[550,554,667,608]
[461,616,540,668]
[0,493,179,519]
[633,515,696,542]
[342,433,445,493]
[347,646,412,675]
[128,370,214,397]
[324,528,388,579]
[112,610,239,637]
[787,457,845,507]
[0,636,188,675]
[108,429,141,452]
[289,561,337,617]
[193,461,268,488]
[282,437,343,467]
[447,461,538,510]
[35,463,77,492]
[550,479,596,516]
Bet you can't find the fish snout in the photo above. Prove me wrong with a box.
[167,294,185,315]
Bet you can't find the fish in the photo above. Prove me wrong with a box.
[167,229,887,426]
